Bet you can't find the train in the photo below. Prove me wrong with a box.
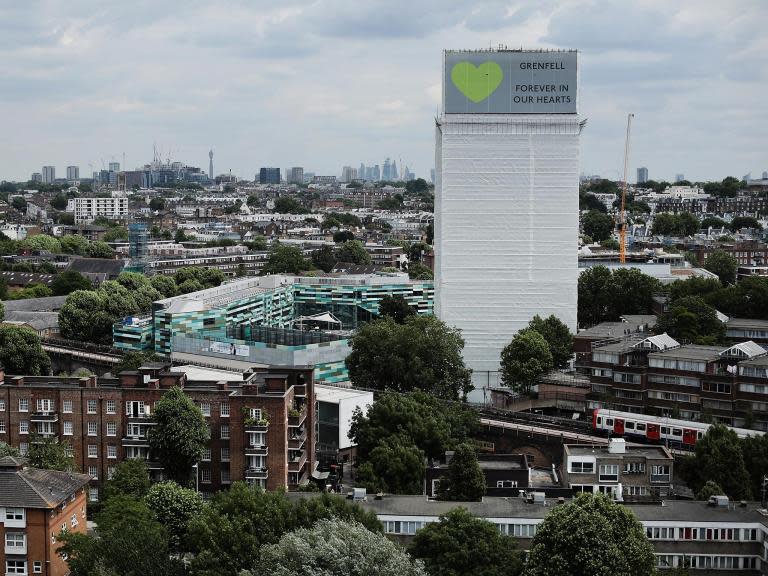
[592,408,764,447]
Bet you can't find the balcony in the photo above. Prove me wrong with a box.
[244,444,268,457]
[288,406,307,428]
[288,429,307,450]
[245,467,269,480]
[288,451,307,473]
[30,412,59,423]
[244,423,269,433]
[122,436,150,447]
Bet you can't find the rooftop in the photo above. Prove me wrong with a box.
[648,344,724,362]
[315,384,373,404]
[0,456,91,509]
[565,444,672,460]
[727,317,768,330]
[577,320,654,340]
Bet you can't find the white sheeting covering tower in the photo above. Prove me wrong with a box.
[435,113,583,401]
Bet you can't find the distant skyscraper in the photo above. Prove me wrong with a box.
[30,172,42,183]
[109,162,120,172]
[637,166,649,184]
[382,158,392,181]
[289,167,304,185]
[763,171,768,180]
[66,166,79,180]
[42,166,55,184]
[341,166,357,182]
[259,168,280,184]
[675,173,685,183]
[358,163,366,181]
[209,150,214,179]
[391,159,398,180]
[372,165,380,181]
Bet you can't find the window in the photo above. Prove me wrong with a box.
[221,469,231,483]
[703,382,731,394]
[87,421,97,436]
[6,560,27,574]
[623,462,645,473]
[249,408,262,421]
[63,400,73,413]
[625,421,635,430]
[89,488,99,502]
[71,513,79,528]
[107,445,117,459]
[200,402,211,417]
[19,398,29,412]
[202,448,211,461]
[6,508,24,521]
[88,465,98,478]
[88,444,97,458]
[496,480,518,488]
[220,402,230,417]
[62,421,73,435]
[36,398,53,413]
[87,400,97,414]
[107,466,116,480]
[599,464,619,482]
[221,447,230,461]
[19,443,28,456]
[33,561,42,574]
[652,464,670,477]
[624,485,647,496]
[126,401,146,417]
[636,422,646,431]
[201,469,211,483]
[0,399,5,411]
[5,532,25,550]
[107,422,117,436]
[570,461,595,474]
[0,420,5,433]
[220,424,230,439]
[64,445,74,457]
[19,420,28,434]
[106,400,116,414]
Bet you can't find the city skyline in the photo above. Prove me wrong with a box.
[0,1,765,183]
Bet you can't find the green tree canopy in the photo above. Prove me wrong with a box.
[104,459,151,500]
[333,230,355,243]
[704,249,738,285]
[103,226,129,242]
[527,314,573,368]
[150,274,178,297]
[0,326,51,374]
[59,234,90,255]
[273,196,308,214]
[113,350,161,374]
[148,387,209,486]
[656,296,725,345]
[651,212,700,236]
[410,507,523,576]
[86,240,114,258]
[668,276,722,302]
[0,442,20,457]
[246,519,426,576]
[701,216,728,230]
[334,240,372,264]
[500,329,553,395]
[729,215,762,232]
[27,434,74,471]
[347,315,471,399]
[145,481,204,551]
[311,245,337,272]
[436,443,485,502]
[582,210,613,242]
[408,262,433,280]
[578,266,661,327]
[261,245,312,275]
[59,290,115,344]
[525,493,656,576]
[696,480,725,500]
[681,424,752,500]
[377,294,416,324]
[50,270,92,296]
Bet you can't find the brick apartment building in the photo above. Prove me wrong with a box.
[0,363,314,501]
[580,332,768,430]
[0,456,90,576]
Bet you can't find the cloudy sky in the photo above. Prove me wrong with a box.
[1,0,765,183]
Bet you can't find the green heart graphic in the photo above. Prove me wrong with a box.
[451,61,503,103]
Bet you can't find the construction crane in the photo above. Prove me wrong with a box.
[619,113,634,264]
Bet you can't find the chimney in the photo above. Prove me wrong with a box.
[11,376,24,387]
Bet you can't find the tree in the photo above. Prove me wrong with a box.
[682,424,752,500]
[114,350,161,374]
[273,196,307,214]
[50,193,68,210]
[59,290,115,344]
[406,178,429,194]
[103,226,129,242]
[378,294,416,324]
[12,196,27,211]
[291,492,382,533]
[149,197,166,211]
[500,329,553,395]
[729,215,762,232]
[704,249,738,285]
[525,493,656,576]
[408,262,433,280]
[8,283,53,300]
[148,387,209,486]
[701,216,727,230]
[150,274,178,298]
[27,434,74,471]
[0,442,20,457]
[696,480,725,500]
[311,246,336,273]
[51,270,92,296]
[104,459,151,500]
[668,276,722,302]
[355,436,425,494]
[178,278,204,294]
[58,496,183,576]
[582,210,613,242]
[246,519,426,576]
[86,240,114,258]
[0,326,51,374]
[261,245,312,275]
[246,235,268,251]
[59,234,89,255]
[740,434,768,499]
[174,229,187,243]
[333,230,355,243]
[22,234,61,253]
[527,315,573,368]
[347,315,471,400]
[656,296,725,344]
[334,240,372,264]
[410,508,522,576]
[145,481,204,551]
[578,266,661,327]
[436,443,485,501]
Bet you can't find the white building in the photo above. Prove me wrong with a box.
[66,196,129,224]
[435,49,581,401]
